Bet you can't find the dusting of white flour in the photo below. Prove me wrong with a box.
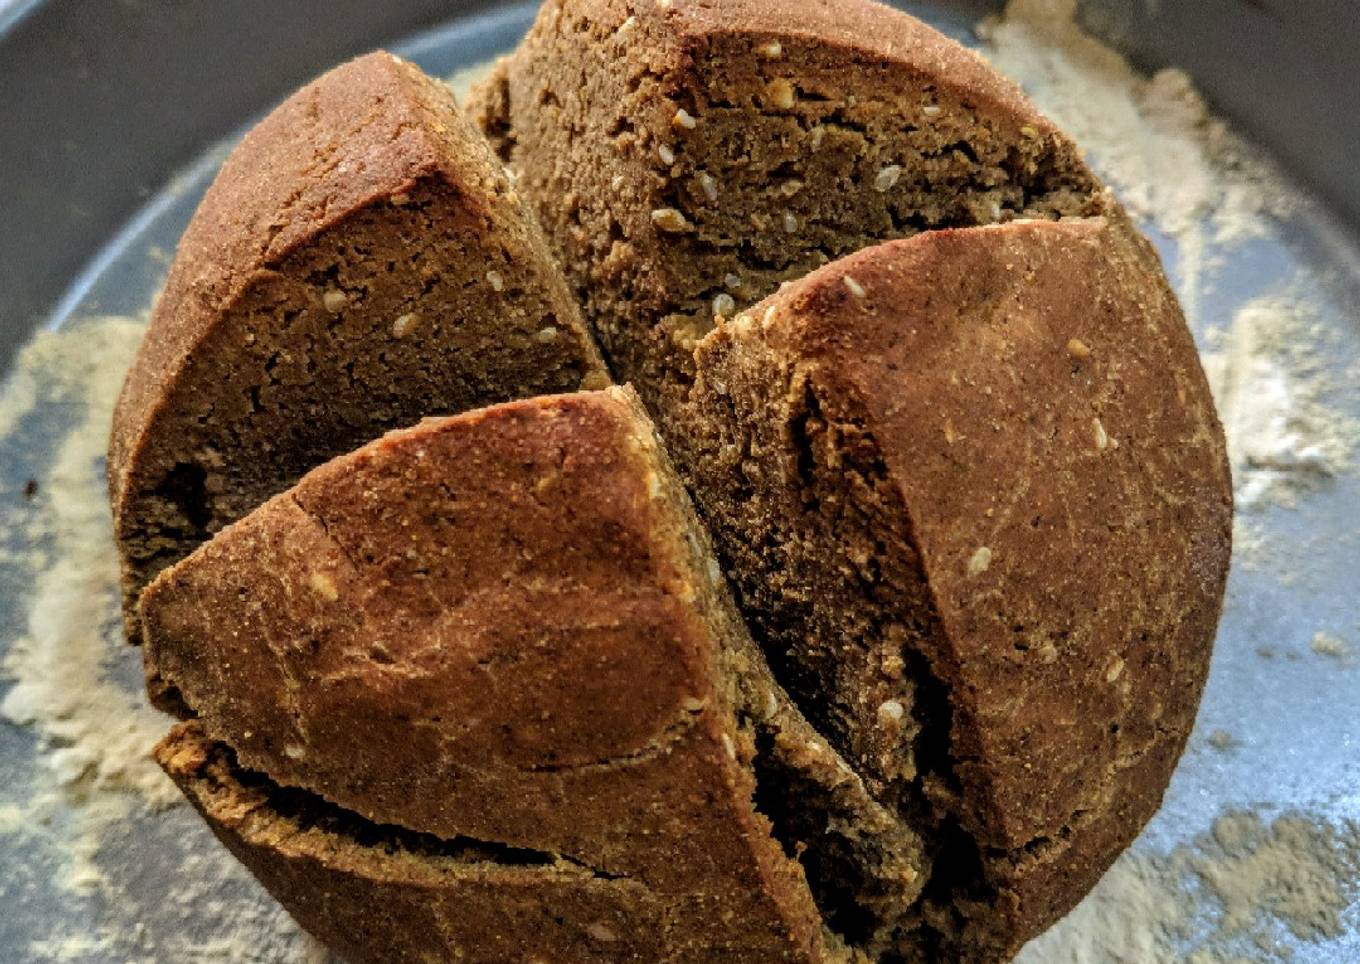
[1,6,1358,964]
[983,0,1359,523]
[1200,295,1359,511]
[1020,811,1360,963]
[0,318,174,805]
[979,0,1286,327]
[0,320,328,962]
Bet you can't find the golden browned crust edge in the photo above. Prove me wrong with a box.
[111,52,459,501]
[121,4,1230,959]
[521,0,1072,142]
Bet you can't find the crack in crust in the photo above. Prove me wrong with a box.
[159,722,634,881]
[110,51,606,652]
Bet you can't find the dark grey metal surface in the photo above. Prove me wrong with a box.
[1077,0,1360,230]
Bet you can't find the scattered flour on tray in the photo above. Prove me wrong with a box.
[0,319,328,962]
[0,318,174,805]
[1018,811,1360,964]
[979,0,1288,327]
[1310,631,1351,662]
[1200,294,1360,512]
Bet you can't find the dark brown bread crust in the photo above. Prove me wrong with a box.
[143,389,948,961]
[467,0,1102,413]
[685,218,1232,958]
[109,50,607,652]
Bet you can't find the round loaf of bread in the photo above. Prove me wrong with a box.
[122,0,1231,960]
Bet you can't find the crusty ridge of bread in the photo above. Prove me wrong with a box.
[142,388,943,961]
[467,0,1103,412]
[109,50,607,654]
[684,217,1231,959]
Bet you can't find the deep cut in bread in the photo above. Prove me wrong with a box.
[109,51,607,654]
[143,389,935,961]
[682,219,1231,958]
[467,0,1103,412]
[157,723,674,964]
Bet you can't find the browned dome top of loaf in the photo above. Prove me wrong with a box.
[108,50,508,502]
[570,0,1068,141]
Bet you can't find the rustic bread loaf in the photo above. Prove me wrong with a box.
[683,219,1231,959]
[143,388,933,962]
[128,2,1231,959]
[109,50,607,654]
[466,0,1103,413]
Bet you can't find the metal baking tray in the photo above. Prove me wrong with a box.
[2,1,1358,961]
